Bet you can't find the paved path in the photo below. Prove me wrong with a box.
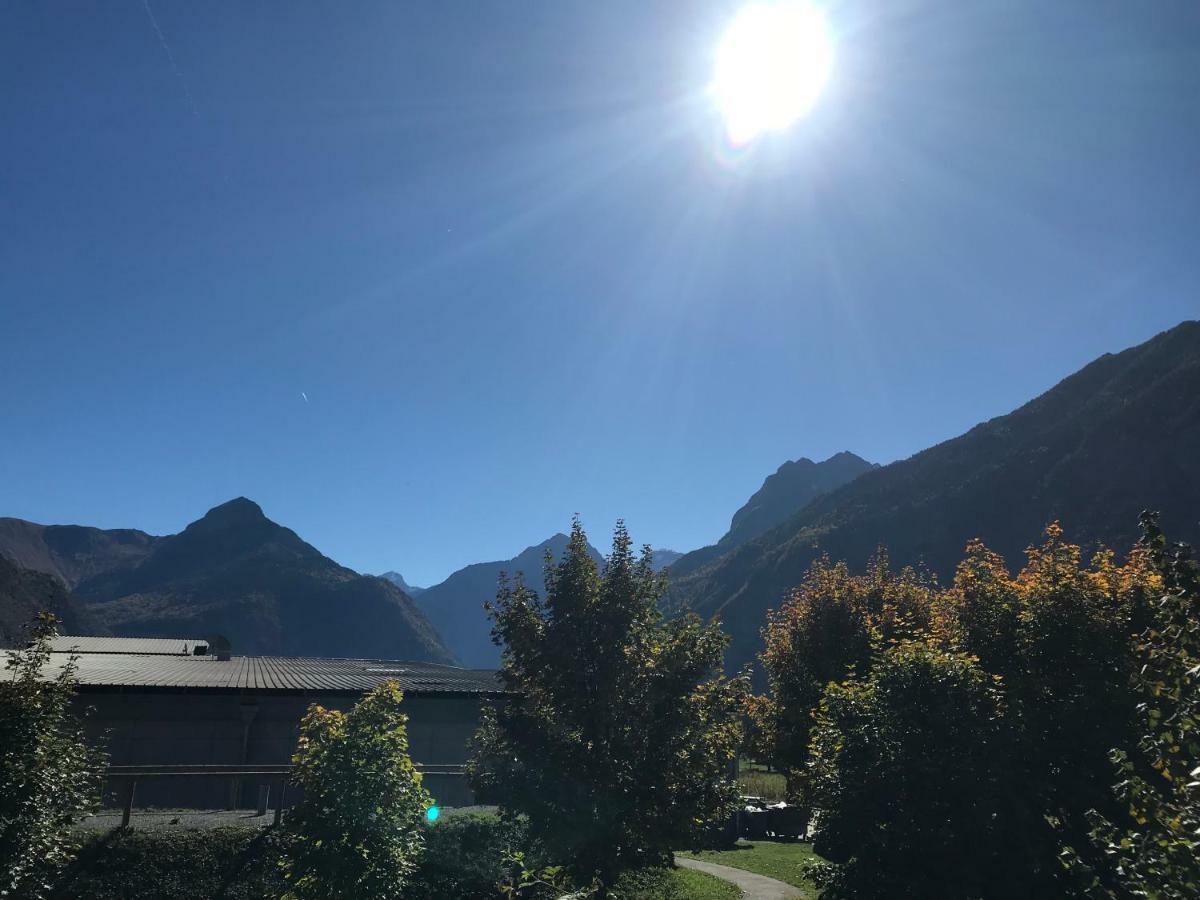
[675,855,804,899]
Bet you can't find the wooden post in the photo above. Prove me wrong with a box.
[121,778,137,829]
[272,778,287,826]
[256,784,270,817]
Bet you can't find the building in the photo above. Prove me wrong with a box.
[30,636,504,810]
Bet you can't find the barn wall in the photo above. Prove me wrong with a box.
[78,690,483,809]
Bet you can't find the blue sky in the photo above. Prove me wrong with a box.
[2,1,1198,586]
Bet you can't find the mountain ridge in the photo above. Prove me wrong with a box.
[670,321,1200,673]
[0,498,454,664]
[667,450,875,580]
[379,571,426,597]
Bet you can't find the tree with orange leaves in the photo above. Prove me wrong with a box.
[764,522,1164,896]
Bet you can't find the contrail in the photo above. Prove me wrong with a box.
[141,0,199,117]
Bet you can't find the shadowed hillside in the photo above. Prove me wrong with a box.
[0,518,158,589]
[671,321,1200,673]
[0,555,101,647]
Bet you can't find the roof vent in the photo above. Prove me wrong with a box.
[208,635,232,662]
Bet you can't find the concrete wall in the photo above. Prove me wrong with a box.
[78,689,483,810]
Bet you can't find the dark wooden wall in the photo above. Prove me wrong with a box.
[76,689,484,809]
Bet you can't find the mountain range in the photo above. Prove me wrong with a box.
[0,498,452,662]
[2,322,1196,675]
[668,320,1200,673]
[386,541,684,668]
[414,534,606,669]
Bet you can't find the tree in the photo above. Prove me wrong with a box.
[280,681,431,900]
[740,692,777,767]
[469,519,745,888]
[931,539,1022,677]
[768,524,1161,895]
[1066,513,1200,899]
[1010,526,1150,837]
[806,639,1040,899]
[0,613,106,899]
[759,553,934,796]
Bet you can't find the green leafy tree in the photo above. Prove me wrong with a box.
[1066,513,1200,898]
[470,519,745,888]
[1006,524,1150,853]
[280,681,431,900]
[770,524,1161,895]
[740,692,777,767]
[806,639,1041,899]
[759,553,934,797]
[0,613,106,899]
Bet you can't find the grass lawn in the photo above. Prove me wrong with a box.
[672,867,742,899]
[737,758,788,801]
[677,840,823,896]
[737,768,787,801]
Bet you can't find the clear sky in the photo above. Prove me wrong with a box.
[2,1,1198,586]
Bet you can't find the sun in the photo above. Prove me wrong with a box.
[711,2,834,146]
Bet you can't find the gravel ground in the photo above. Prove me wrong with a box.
[78,805,497,831]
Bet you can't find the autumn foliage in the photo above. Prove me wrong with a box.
[758,520,1180,897]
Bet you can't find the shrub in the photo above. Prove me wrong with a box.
[1,613,106,899]
[57,815,529,900]
[53,825,285,900]
[279,681,430,899]
[406,812,530,900]
[807,639,1041,898]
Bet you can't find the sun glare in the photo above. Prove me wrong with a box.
[711,2,833,146]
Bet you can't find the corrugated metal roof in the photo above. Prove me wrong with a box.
[48,636,209,656]
[14,651,503,695]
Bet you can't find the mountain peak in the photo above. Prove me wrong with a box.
[721,451,875,549]
[379,571,426,597]
[826,450,869,464]
[201,497,267,525]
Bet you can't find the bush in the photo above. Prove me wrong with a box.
[56,815,525,900]
[807,640,1042,899]
[406,812,530,900]
[1,613,107,899]
[280,681,431,900]
[53,826,285,899]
